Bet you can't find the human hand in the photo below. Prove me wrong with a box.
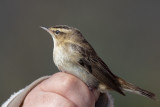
[23,72,100,107]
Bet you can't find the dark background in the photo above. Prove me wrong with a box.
[0,0,160,106]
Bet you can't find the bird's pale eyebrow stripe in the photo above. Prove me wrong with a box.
[50,28,70,33]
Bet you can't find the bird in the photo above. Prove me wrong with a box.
[41,25,155,100]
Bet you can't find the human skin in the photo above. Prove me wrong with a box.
[23,72,100,107]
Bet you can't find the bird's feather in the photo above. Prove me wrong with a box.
[70,42,125,95]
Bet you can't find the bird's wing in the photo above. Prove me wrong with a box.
[71,43,125,95]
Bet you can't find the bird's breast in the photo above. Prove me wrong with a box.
[53,45,76,67]
[53,46,99,88]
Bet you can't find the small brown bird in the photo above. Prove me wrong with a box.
[41,25,155,100]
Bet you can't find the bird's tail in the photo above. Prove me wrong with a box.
[117,77,156,100]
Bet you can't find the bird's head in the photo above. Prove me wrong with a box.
[41,25,84,45]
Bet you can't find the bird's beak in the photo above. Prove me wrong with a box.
[40,26,54,36]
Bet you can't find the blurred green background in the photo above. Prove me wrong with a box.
[0,0,160,106]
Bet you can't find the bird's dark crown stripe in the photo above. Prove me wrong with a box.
[53,25,72,29]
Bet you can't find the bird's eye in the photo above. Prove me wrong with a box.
[55,30,60,34]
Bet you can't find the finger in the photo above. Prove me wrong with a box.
[23,90,75,107]
[39,72,99,107]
